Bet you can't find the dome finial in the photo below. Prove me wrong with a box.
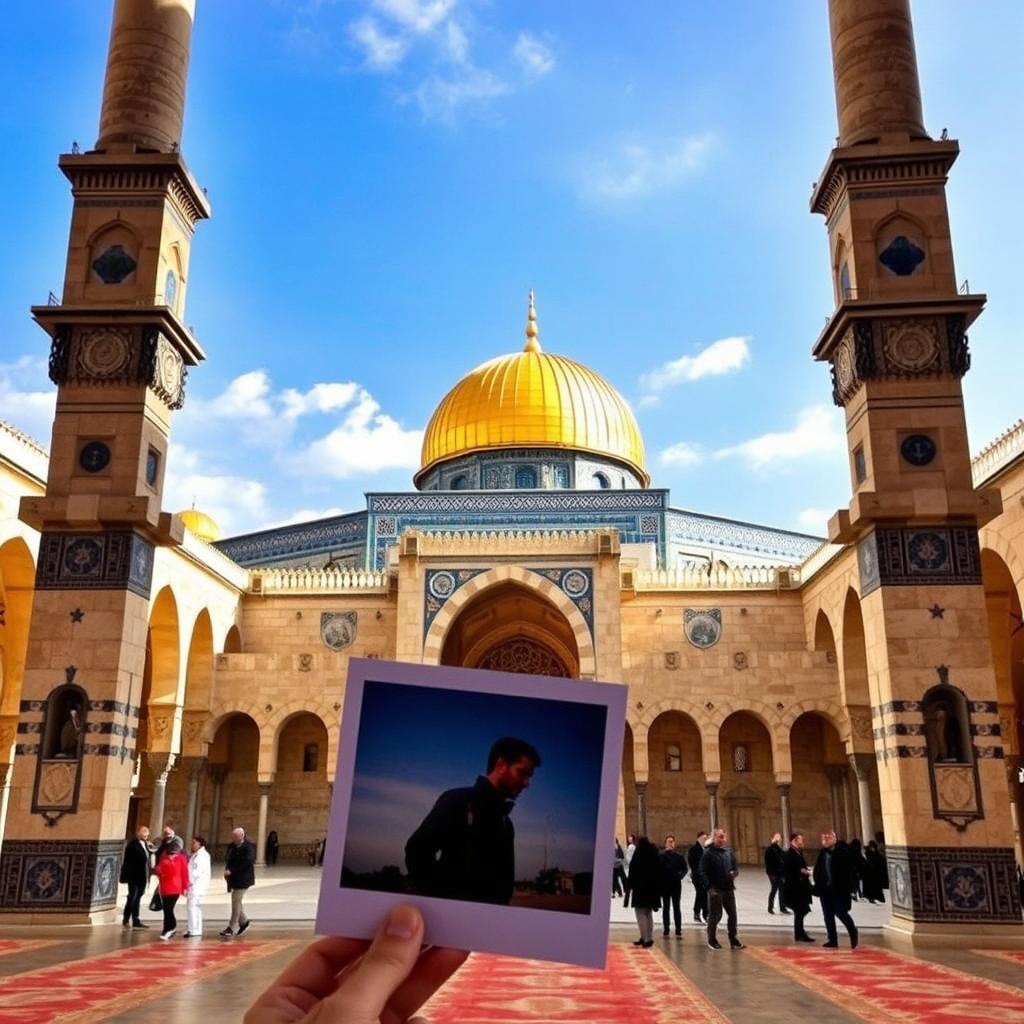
[524,289,542,353]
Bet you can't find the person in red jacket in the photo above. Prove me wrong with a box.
[153,837,190,939]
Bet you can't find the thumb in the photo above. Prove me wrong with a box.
[321,905,424,1022]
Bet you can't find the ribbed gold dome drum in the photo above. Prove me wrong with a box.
[416,294,648,487]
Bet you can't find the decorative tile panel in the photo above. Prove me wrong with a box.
[0,839,123,913]
[885,845,1020,923]
[35,531,154,599]
[859,526,982,597]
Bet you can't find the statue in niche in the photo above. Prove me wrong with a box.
[57,705,83,758]
[926,698,964,763]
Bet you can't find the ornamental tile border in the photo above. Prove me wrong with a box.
[423,567,595,640]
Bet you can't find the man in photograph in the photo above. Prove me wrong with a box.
[405,736,541,905]
[688,831,709,923]
[658,834,688,937]
[700,828,744,950]
[813,830,859,949]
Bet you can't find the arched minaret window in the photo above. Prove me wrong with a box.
[592,471,610,489]
[450,474,468,490]
[41,682,88,760]
[733,744,750,773]
[922,682,972,766]
[664,743,682,772]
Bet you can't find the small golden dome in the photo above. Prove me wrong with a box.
[179,508,222,543]
[417,294,648,485]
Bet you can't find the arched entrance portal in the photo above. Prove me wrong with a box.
[440,581,580,678]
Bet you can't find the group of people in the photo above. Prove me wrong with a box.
[120,823,257,940]
[618,827,887,951]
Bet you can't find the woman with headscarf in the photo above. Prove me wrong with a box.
[153,836,190,939]
[627,836,661,948]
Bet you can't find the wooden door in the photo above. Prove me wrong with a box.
[730,804,759,864]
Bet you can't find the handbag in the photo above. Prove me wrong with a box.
[149,886,163,912]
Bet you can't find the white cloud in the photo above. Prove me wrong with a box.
[714,406,845,469]
[199,370,275,419]
[259,507,347,530]
[445,20,469,63]
[289,391,423,478]
[580,132,715,201]
[639,336,750,401]
[798,507,832,533]
[659,442,703,467]
[0,356,55,447]
[350,17,408,71]
[408,67,508,122]
[372,0,456,34]
[281,381,361,419]
[513,32,554,78]
[164,444,271,535]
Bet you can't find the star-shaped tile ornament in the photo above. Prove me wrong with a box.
[928,604,945,619]
[69,608,85,623]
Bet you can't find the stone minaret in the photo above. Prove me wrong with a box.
[0,0,208,919]
[813,0,1021,935]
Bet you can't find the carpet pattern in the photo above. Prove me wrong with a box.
[0,942,59,959]
[0,940,294,1023]
[421,943,730,1023]
[747,945,1024,1023]
[969,949,1024,969]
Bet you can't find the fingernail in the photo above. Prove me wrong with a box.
[385,905,420,940]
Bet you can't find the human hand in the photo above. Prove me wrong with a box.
[244,905,466,1024]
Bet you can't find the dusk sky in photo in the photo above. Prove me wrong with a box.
[343,679,608,879]
[0,2,1021,537]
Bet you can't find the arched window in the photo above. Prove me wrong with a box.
[732,744,750,773]
[592,472,610,489]
[664,743,682,772]
[450,474,468,490]
[514,466,538,488]
[922,685,972,765]
[41,684,88,761]
[302,743,319,773]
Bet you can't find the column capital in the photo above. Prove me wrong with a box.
[705,781,719,796]
[824,764,847,784]
[147,752,176,780]
[206,762,228,784]
[776,783,791,798]
[258,781,273,797]
[180,755,207,779]
[634,780,648,795]
[849,752,874,781]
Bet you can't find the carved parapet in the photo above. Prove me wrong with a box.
[253,567,389,595]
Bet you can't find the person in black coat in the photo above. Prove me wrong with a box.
[812,831,858,948]
[687,831,709,923]
[782,832,815,942]
[221,827,257,938]
[627,837,661,948]
[763,832,789,914]
[120,825,153,928]
[405,737,540,905]
[657,834,688,937]
[862,840,887,903]
[700,828,744,950]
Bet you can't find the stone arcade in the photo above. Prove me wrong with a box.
[0,0,1021,945]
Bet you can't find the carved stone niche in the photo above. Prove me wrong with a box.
[32,678,89,824]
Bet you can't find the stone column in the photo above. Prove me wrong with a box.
[1007,756,1024,869]
[635,782,648,837]
[849,753,875,844]
[207,764,227,852]
[706,782,719,832]
[0,762,12,859]
[841,769,855,839]
[183,757,206,841]
[777,784,792,843]
[256,783,272,867]
[148,753,176,836]
[825,766,844,835]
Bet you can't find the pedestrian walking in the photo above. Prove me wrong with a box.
[622,833,637,907]
[120,825,152,929]
[221,826,256,938]
[700,828,744,950]
[764,832,789,914]
[266,830,279,866]
[687,831,709,923]
[813,830,859,948]
[627,837,661,948]
[783,832,815,942]
[658,834,688,937]
[184,835,211,938]
[153,837,190,940]
[612,839,627,897]
[862,840,886,903]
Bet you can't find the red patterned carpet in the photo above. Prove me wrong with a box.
[970,949,1024,967]
[0,940,294,1023]
[0,941,59,959]
[421,944,729,1023]
[747,946,1024,1024]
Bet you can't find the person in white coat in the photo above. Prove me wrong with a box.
[185,835,212,938]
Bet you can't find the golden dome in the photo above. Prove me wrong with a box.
[178,508,222,543]
[417,294,648,485]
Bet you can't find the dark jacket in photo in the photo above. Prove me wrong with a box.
[764,841,785,877]
[119,836,151,886]
[699,844,738,891]
[782,846,813,913]
[405,775,516,905]
[657,847,688,892]
[812,843,855,910]
[626,839,661,911]
[686,840,705,880]
[225,839,257,890]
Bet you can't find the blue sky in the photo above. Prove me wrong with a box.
[0,1,1021,538]
[343,680,607,878]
